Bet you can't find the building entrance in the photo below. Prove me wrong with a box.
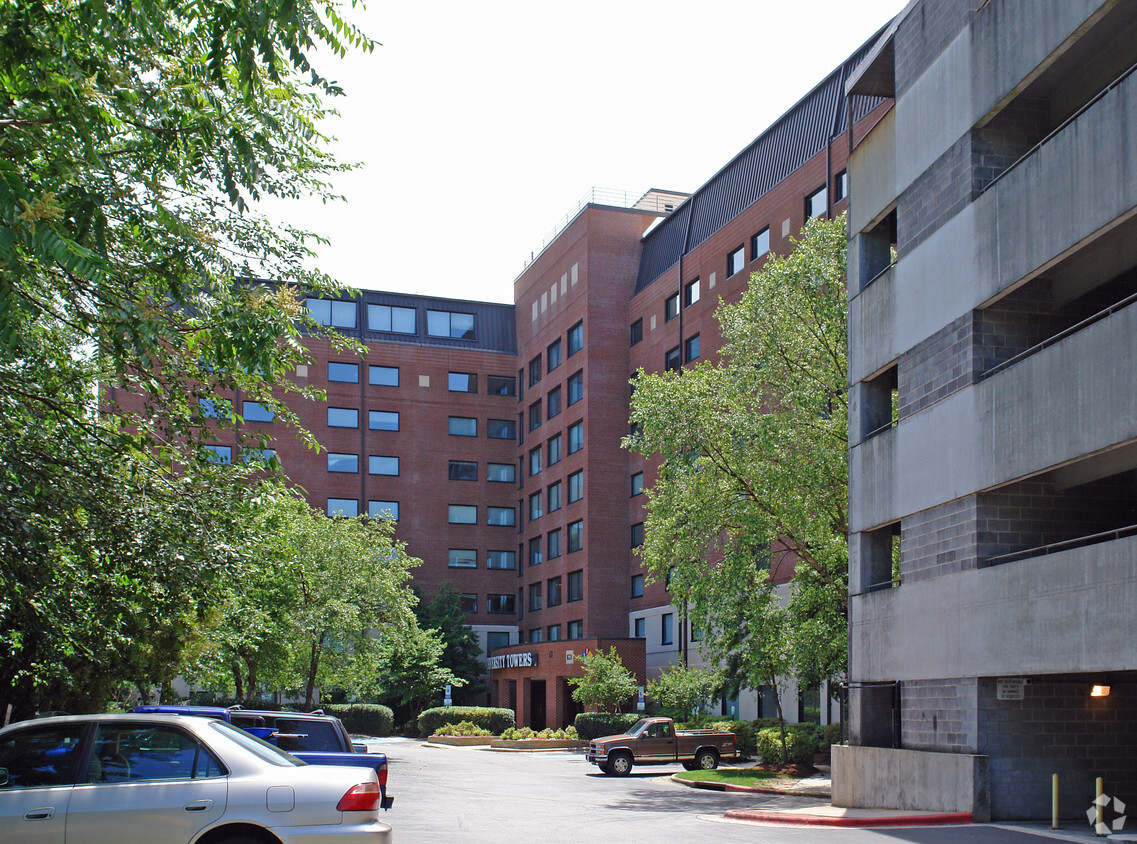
[529,679,546,731]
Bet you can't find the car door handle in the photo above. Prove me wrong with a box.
[184,800,213,812]
[24,807,55,820]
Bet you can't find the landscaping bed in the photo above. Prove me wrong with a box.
[489,738,585,751]
[673,763,816,791]
[428,734,494,746]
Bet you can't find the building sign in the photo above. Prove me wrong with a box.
[487,652,538,671]
[565,650,574,665]
[997,678,1027,701]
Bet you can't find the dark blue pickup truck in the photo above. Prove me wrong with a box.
[133,704,393,809]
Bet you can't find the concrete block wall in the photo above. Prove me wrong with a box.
[897,312,976,419]
[901,677,979,753]
[970,96,1050,194]
[899,496,980,583]
[893,0,982,99]
[896,134,972,255]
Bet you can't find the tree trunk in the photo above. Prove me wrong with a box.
[231,663,244,702]
[304,636,323,710]
[770,670,789,766]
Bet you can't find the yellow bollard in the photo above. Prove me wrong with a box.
[1096,777,1105,836]
[1052,773,1059,829]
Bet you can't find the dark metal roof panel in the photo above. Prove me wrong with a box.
[635,35,889,294]
[360,290,517,355]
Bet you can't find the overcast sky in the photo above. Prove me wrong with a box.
[268,0,907,304]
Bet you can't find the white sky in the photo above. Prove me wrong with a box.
[268,0,907,304]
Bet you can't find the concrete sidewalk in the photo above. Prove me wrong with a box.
[722,804,973,827]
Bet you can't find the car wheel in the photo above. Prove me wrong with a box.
[609,751,633,776]
[681,761,697,771]
[218,834,269,844]
[694,749,718,770]
[598,762,612,775]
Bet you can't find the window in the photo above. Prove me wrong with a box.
[487,419,516,440]
[448,505,477,524]
[568,520,583,553]
[567,370,583,405]
[328,362,359,383]
[528,400,542,431]
[449,549,477,568]
[518,413,524,446]
[327,498,358,517]
[0,722,87,788]
[202,444,231,463]
[547,624,561,641]
[369,365,399,386]
[487,462,516,483]
[529,491,542,521]
[685,334,700,363]
[449,416,477,437]
[369,455,399,476]
[449,372,478,393]
[528,582,542,611]
[547,338,562,372]
[487,375,516,396]
[83,724,223,784]
[728,245,745,277]
[367,304,416,334]
[751,227,770,260]
[568,570,583,601]
[243,401,274,423]
[528,446,541,477]
[459,593,478,613]
[547,527,562,559]
[487,506,515,526]
[665,293,679,321]
[567,620,583,639]
[547,434,562,466]
[631,472,643,496]
[487,550,516,570]
[547,480,562,513]
[327,452,358,473]
[487,631,510,653]
[631,522,644,548]
[528,354,542,387]
[449,460,478,481]
[328,407,358,428]
[427,310,475,339]
[834,169,848,202]
[661,613,674,645]
[684,278,700,307]
[630,318,643,346]
[568,470,583,503]
[634,617,646,638]
[369,410,398,431]
[567,321,583,356]
[307,298,356,328]
[568,421,583,454]
[369,500,398,520]
[199,397,225,419]
[243,447,276,465]
[806,185,827,219]
[547,576,562,606]
[665,346,681,372]
[546,386,562,419]
[530,627,544,643]
[631,574,644,597]
[487,594,516,614]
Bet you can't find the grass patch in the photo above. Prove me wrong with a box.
[674,768,801,789]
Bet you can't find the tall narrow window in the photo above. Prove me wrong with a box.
[665,346,681,372]
[631,472,644,496]
[567,620,583,639]
[661,613,674,645]
[630,318,643,346]
[684,279,700,307]
[806,185,827,219]
[567,321,583,356]
[547,338,562,372]
[751,227,770,260]
[547,528,562,559]
[728,245,745,277]
[528,536,543,567]
[528,400,542,431]
[568,519,583,552]
[568,470,583,503]
[547,433,562,466]
[567,370,583,405]
[546,386,562,419]
[567,570,583,602]
[685,334,700,363]
[568,421,583,454]
[665,293,679,322]
[529,354,542,387]
[547,480,562,513]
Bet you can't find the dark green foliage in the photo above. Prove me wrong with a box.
[754,725,818,765]
[707,720,756,758]
[418,706,514,737]
[572,713,643,741]
[817,722,842,752]
[413,584,484,704]
[324,704,395,737]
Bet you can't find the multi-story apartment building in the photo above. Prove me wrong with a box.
[842,0,1137,822]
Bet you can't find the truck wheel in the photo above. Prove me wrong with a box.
[681,761,697,771]
[609,752,633,776]
[694,749,718,770]
[598,762,612,775]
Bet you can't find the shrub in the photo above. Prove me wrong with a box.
[754,726,818,766]
[418,706,514,737]
[324,704,394,737]
[817,722,842,752]
[707,720,755,758]
[573,712,642,741]
[435,721,491,737]
[750,717,781,730]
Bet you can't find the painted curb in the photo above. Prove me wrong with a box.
[723,809,973,828]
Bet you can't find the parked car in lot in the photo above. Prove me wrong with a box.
[0,713,392,844]
[585,716,739,776]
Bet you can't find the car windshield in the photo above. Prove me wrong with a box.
[208,720,306,767]
[628,719,652,736]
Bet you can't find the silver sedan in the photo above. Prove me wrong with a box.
[0,712,392,844]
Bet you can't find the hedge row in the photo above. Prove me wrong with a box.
[572,712,642,741]
[418,706,515,737]
[323,704,394,737]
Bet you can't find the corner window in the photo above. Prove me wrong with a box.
[448,460,477,481]
[631,574,644,597]
[567,620,583,639]
[568,470,583,503]
[567,370,583,405]
[665,293,679,322]
[448,372,478,393]
[328,362,359,383]
[547,480,562,513]
[684,279,700,307]
[449,549,477,568]
[665,346,681,372]
[567,570,583,602]
[547,386,562,420]
[630,318,643,346]
[547,338,562,372]
[685,334,700,363]
[547,434,562,466]
[369,410,399,431]
[487,462,515,483]
[568,421,583,454]
[307,298,357,329]
[327,452,359,473]
[369,365,399,386]
[487,375,516,396]
[368,500,398,520]
[728,245,745,277]
[427,310,475,340]
[448,505,477,524]
[487,419,516,440]
[547,528,562,559]
[449,416,477,437]
[567,321,583,356]
[751,227,770,260]
[368,455,399,476]
[327,498,358,518]
[243,401,274,423]
[631,472,643,496]
[568,519,583,552]
[487,550,516,570]
[367,304,416,334]
[328,407,359,428]
[806,185,827,219]
[487,506,515,527]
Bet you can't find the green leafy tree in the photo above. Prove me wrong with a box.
[0,0,371,717]
[413,584,484,704]
[646,664,719,720]
[375,625,464,725]
[568,647,639,714]
[626,216,849,718]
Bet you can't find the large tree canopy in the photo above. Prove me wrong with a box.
[626,215,849,694]
[0,0,372,718]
